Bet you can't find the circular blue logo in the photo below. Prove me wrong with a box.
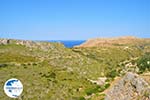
[4,78,23,98]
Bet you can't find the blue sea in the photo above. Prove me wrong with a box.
[48,40,85,48]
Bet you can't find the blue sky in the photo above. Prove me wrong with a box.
[0,0,149,40]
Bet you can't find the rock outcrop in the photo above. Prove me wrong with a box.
[0,39,10,45]
[0,38,65,51]
[105,72,150,100]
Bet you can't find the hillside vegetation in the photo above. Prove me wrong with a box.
[0,37,150,100]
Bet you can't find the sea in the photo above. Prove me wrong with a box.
[48,40,85,48]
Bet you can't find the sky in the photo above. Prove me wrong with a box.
[0,0,149,40]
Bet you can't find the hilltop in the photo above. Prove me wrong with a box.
[76,36,150,47]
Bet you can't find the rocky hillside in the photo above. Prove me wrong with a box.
[0,38,65,51]
[0,37,150,100]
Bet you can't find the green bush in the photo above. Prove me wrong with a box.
[137,53,150,73]
[106,69,118,78]
[0,63,8,68]
[76,96,86,100]
[85,85,100,96]
[72,96,86,100]
[85,83,110,96]
[104,83,110,89]
[98,86,106,92]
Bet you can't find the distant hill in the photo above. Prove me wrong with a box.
[75,36,150,47]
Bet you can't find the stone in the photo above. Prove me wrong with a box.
[105,72,150,100]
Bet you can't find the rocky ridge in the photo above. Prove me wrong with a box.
[0,38,65,51]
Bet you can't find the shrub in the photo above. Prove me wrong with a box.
[104,83,110,89]
[0,63,8,68]
[32,63,37,66]
[137,53,150,73]
[73,96,86,100]
[85,85,100,95]
[106,69,118,78]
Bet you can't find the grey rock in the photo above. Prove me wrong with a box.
[105,72,150,100]
[0,39,10,45]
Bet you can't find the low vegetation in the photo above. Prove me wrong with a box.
[137,52,150,73]
[0,38,149,100]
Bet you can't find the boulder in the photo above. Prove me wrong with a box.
[105,72,150,100]
[0,39,10,45]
